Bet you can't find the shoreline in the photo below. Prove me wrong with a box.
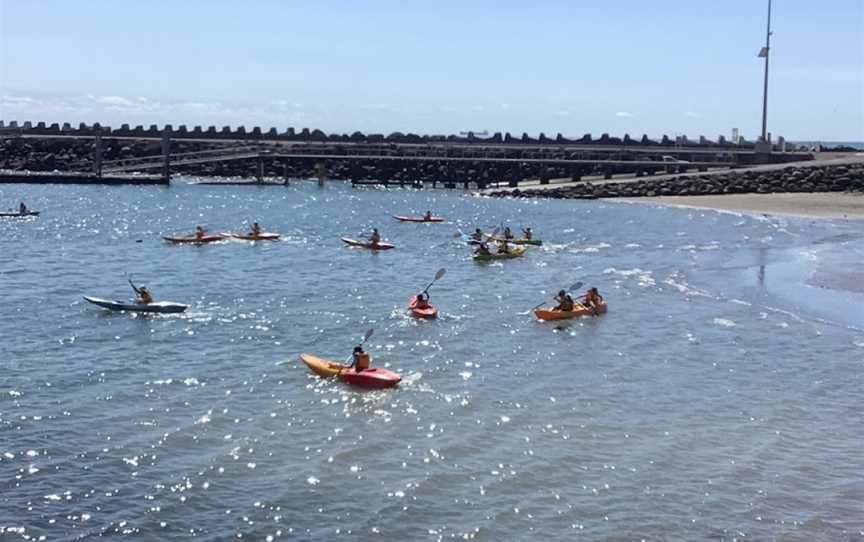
[605,192,864,220]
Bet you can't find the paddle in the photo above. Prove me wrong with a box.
[344,328,375,366]
[126,275,142,296]
[529,281,583,312]
[421,268,446,295]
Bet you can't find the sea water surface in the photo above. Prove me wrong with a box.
[1,180,862,541]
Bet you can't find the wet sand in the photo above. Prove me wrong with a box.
[610,192,864,220]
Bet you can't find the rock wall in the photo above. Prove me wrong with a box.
[487,163,864,199]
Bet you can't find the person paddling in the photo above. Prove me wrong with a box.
[554,289,575,311]
[424,210,433,221]
[19,202,27,215]
[497,238,511,254]
[195,225,206,241]
[471,228,483,242]
[250,222,262,236]
[351,345,371,372]
[522,227,534,240]
[579,287,603,310]
[369,228,382,246]
[503,226,514,240]
[129,281,154,304]
[414,292,431,309]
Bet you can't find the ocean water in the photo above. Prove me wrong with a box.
[1,180,862,541]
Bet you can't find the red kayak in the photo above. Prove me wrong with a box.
[341,237,395,250]
[227,232,281,241]
[339,367,401,389]
[394,215,445,223]
[163,234,226,244]
[408,296,438,319]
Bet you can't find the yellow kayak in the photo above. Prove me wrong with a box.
[534,302,608,321]
[299,353,348,378]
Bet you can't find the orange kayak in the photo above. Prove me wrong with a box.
[408,296,438,319]
[534,302,608,321]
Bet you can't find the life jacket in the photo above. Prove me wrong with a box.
[355,352,370,370]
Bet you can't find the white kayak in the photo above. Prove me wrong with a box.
[84,296,188,314]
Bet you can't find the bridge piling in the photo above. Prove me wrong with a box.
[256,155,264,183]
[94,133,103,178]
[161,133,170,181]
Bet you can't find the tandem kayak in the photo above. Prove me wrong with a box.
[492,237,542,246]
[408,295,438,319]
[339,367,401,389]
[299,353,347,378]
[534,302,608,321]
[163,234,226,244]
[84,296,188,314]
[0,211,40,217]
[393,215,445,223]
[226,232,281,241]
[341,237,395,250]
[299,353,401,389]
[473,246,528,261]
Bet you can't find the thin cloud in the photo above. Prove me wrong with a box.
[615,111,633,118]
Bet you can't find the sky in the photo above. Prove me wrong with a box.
[0,0,861,141]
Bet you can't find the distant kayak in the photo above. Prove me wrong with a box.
[473,246,528,261]
[394,215,445,223]
[341,237,395,250]
[534,302,608,321]
[0,211,39,217]
[492,237,542,246]
[226,232,281,241]
[408,295,438,319]
[299,353,401,388]
[163,234,226,244]
[84,296,188,314]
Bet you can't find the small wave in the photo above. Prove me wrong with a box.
[603,267,655,287]
[713,318,736,328]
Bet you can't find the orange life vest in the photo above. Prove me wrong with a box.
[354,352,370,370]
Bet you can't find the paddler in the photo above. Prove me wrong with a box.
[579,287,604,310]
[19,202,28,214]
[369,228,382,246]
[554,289,575,311]
[250,222,262,236]
[130,281,154,304]
[351,345,371,372]
[503,226,514,240]
[471,228,483,242]
[475,241,491,256]
[195,225,206,240]
[414,292,431,309]
[496,238,511,254]
[522,227,534,240]
[424,210,433,221]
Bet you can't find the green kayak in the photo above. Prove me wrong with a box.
[473,246,528,261]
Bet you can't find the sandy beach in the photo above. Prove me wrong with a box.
[609,192,864,220]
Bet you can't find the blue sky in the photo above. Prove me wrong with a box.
[1,0,861,140]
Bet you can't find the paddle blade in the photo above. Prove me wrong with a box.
[434,268,446,281]
[568,281,583,293]
[363,328,374,342]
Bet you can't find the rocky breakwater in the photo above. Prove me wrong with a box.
[487,163,864,200]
